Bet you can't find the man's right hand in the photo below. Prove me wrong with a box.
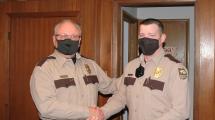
[88,106,104,120]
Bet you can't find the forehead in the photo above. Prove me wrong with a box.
[56,22,81,35]
[139,24,160,34]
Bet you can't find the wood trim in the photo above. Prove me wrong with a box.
[0,3,10,120]
[114,0,195,6]
[123,11,137,23]
[80,0,99,60]
[9,0,81,13]
[112,1,122,77]
[8,11,80,17]
[194,0,215,119]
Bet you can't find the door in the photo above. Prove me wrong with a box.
[161,19,188,66]
[9,13,79,120]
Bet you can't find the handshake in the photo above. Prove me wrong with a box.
[87,106,105,120]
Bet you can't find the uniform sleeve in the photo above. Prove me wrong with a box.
[30,67,89,119]
[100,76,126,119]
[92,62,116,95]
[156,64,190,120]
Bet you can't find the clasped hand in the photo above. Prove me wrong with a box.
[87,106,104,120]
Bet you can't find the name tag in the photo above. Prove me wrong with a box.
[143,77,164,91]
[124,77,136,86]
[83,75,99,85]
[54,78,76,89]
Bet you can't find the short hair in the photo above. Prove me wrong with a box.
[139,18,164,33]
[54,19,81,34]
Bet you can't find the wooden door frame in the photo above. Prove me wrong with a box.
[122,10,138,71]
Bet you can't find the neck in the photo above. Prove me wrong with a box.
[144,55,151,62]
[144,47,162,62]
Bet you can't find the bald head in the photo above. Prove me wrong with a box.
[54,19,81,35]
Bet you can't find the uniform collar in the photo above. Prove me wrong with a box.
[152,48,165,64]
[141,48,165,65]
[51,50,81,67]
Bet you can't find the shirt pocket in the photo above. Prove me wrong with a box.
[124,77,136,86]
[83,75,99,85]
[143,77,164,91]
[54,78,76,89]
[124,77,136,105]
[54,78,77,102]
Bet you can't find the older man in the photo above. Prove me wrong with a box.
[30,19,114,120]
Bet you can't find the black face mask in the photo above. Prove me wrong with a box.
[138,37,159,56]
[56,39,79,55]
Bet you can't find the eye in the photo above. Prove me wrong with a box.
[54,34,81,40]
[138,34,145,38]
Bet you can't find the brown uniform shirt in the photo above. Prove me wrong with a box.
[30,51,116,120]
[102,49,190,120]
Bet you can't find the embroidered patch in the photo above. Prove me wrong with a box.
[178,68,188,80]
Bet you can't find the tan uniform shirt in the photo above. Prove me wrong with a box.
[102,49,189,120]
[30,51,116,120]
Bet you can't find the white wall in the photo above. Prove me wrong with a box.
[123,6,194,120]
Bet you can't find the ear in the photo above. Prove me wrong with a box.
[160,33,166,43]
[53,36,58,48]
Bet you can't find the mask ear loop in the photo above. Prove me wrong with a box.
[135,54,145,78]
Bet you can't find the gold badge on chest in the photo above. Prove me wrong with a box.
[85,64,91,74]
[154,67,163,78]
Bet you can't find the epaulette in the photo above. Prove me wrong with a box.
[164,54,180,63]
[37,56,56,67]
[79,55,94,61]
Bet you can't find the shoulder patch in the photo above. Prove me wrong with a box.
[178,68,188,80]
[164,54,180,63]
[37,56,56,67]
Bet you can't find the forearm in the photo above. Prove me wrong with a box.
[101,94,126,119]
[36,100,89,119]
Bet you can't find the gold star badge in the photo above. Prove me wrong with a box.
[85,64,91,74]
[154,67,163,78]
